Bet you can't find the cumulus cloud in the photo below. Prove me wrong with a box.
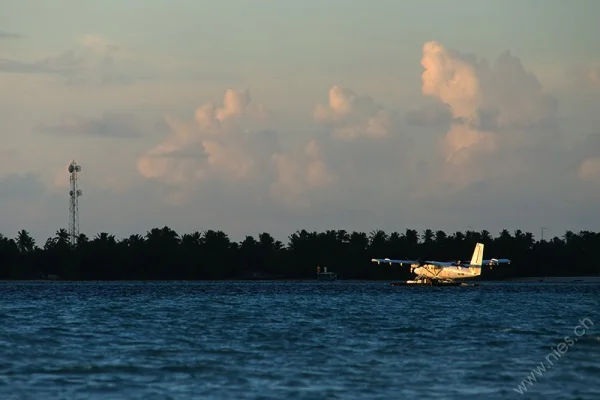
[421,42,558,163]
[137,89,275,187]
[441,124,496,165]
[314,86,390,140]
[393,39,582,209]
[308,85,418,208]
[266,84,404,207]
[137,88,341,208]
[418,40,559,172]
[35,112,147,138]
[421,42,481,120]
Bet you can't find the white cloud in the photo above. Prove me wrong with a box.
[137,89,278,197]
[421,41,481,120]
[418,40,561,196]
[315,86,390,140]
[421,41,558,159]
[441,124,495,165]
[138,86,396,209]
[4,32,600,241]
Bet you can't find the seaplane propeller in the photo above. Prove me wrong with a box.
[409,258,425,273]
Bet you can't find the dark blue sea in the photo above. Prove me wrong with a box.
[0,281,599,399]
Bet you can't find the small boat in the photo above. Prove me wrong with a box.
[316,266,337,281]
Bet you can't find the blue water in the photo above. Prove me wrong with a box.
[0,281,599,399]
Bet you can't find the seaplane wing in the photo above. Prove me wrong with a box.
[371,258,418,266]
[481,258,511,265]
[370,258,453,267]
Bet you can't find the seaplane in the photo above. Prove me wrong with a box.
[371,243,510,286]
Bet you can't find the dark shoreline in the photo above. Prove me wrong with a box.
[3,275,600,283]
[2,227,599,281]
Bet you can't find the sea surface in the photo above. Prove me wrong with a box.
[0,281,599,399]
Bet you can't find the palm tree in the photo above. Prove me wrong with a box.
[181,232,201,247]
[422,229,434,244]
[146,226,180,245]
[349,231,369,252]
[44,229,70,251]
[480,230,492,243]
[121,234,144,247]
[76,233,89,247]
[16,229,36,253]
[368,230,388,248]
[0,235,19,278]
[404,229,419,247]
[94,232,116,244]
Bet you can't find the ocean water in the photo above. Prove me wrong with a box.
[0,281,599,400]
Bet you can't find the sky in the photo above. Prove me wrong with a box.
[1,0,600,244]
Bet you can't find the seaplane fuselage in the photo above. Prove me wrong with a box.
[413,264,480,280]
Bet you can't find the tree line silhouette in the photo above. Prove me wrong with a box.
[0,227,598,280]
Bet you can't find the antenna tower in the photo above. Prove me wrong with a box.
[68,160,82,246]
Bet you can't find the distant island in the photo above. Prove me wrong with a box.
[0,227,598,281]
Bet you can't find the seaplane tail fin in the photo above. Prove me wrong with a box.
[470,243,484,267]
